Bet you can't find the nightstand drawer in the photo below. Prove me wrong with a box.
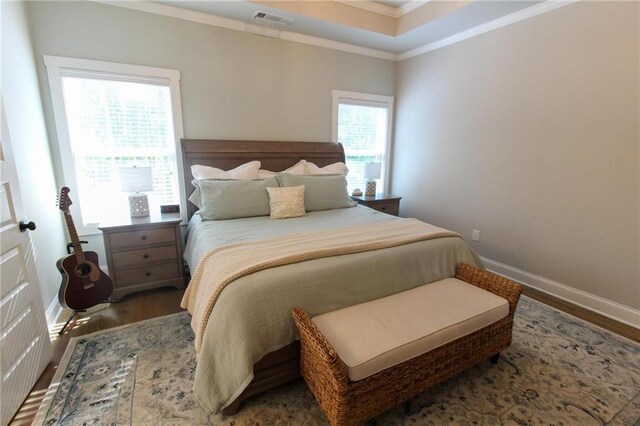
[109,227,176,249]
[115,262,180,286]
[111,245,178,270]
[371,202,399,216]
[99,213,184,301]
[351,194,401,217]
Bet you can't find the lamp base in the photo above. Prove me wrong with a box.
[365,180,377,196]
[129,193,149,217]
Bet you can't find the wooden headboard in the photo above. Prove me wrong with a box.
[181,139,345,219]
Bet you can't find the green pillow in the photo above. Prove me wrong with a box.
[195,177,279,220]
[276,174,356,212]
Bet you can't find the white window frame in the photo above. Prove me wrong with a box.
[44,55,186,235]
[331,90,394,193]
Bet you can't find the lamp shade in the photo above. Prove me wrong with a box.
[119,166,153,192]
[363,162,382,180]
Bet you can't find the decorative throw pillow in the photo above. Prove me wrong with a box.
[266,185,306,219]
[306,161,349,176]
[191,161,261,180]
[276,174,356,212]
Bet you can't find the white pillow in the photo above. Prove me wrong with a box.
[188,190,201,208]
[283,160,308,175]
[258,169,277,179]
[191,161,261,180]
[258,160,308,178]
[306,161,349,176]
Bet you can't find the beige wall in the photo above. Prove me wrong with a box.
[26,1,395,162]
[25,1,395,260]
[2,1,69,314]
[393,2,639,310]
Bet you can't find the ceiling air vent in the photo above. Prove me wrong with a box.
[253,11,293,26]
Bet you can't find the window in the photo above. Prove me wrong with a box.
[332,90,394,194]
[45,56,185,234]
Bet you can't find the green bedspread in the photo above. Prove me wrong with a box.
[184,206,482,414]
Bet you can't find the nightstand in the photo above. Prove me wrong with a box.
[351,193,402,216]
[98,213,185,301]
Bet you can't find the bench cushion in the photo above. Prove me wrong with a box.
[311,278,509,381]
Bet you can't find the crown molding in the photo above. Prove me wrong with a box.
[335,1,428,18]
[334,0,397,18]
[398,0,578,61]
[98,0,247,31]
[280,32,397,60]
[95,1,397,61]
[396,1,428,17]
[95,0,578,63]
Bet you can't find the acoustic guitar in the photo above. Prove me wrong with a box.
[56,187,113,311]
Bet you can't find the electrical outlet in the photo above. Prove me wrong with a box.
[472,229,481,241]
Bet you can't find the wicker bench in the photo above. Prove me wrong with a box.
[292,263,523,426]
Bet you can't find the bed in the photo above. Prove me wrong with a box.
[180,139,483,415]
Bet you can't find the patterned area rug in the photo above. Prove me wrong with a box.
[35,296,639,425]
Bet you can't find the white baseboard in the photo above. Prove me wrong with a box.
[481,257,640,329]
[45,297,64,328]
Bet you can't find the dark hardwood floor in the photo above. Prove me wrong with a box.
[522,285,639,343]
[9,287,185,426]
[10,282,638,425]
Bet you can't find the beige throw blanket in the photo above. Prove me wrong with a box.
[181,218,460,353]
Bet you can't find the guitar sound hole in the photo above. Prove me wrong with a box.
[75,263,92,278]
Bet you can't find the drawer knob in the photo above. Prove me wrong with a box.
[381,206,387,210]
[145,272,151,277]
[141,236,147,240]
[143,254,149,259]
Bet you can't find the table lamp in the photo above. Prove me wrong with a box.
[119,166,153,217]
[363,162,382,196]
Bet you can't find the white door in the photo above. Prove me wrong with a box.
[0,106,52,425]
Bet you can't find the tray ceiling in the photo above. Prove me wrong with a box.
[155,0,542,54]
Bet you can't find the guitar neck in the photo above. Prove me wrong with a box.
[64,211,86,263]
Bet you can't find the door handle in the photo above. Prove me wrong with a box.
[19,221,36,232]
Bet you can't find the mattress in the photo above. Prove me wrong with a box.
[184,204,398,269]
